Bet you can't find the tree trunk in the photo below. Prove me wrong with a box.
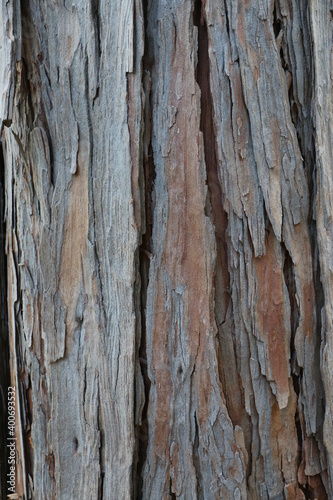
[0,0,332,498]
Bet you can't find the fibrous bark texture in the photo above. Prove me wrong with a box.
[0,0,332,499]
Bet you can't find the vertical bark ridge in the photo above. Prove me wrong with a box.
[204,0,328,496]
[3,0,145,498]
[143,1,247,497]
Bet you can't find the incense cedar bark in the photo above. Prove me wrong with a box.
[0,0,332,498]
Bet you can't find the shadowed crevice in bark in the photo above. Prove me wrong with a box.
[282,244,300,386]
[274,3,328,494]
[136,143,154,498]
[193,0,229,333]
[192,411,203,497]
[194,0,229,306]
[194,2,253,486]
[92,0,101,97]
[136,1,154,496]
[194,0,251,456]
[282,243,304,480]
[0,140,9,499]
[169,477,176,500]
[282,195,327,499]
[273,3,282,39]
[97,399,104,500]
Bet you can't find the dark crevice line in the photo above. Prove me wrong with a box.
[135,1,154,497]
[193,0,230,321]
[282,222,326,499]
[223,0,231,40]
[194,0,240,422]
[282,244,300,383]
[309,143,326,483]
[92,0,101,102]
[97,392,104,500]
[194,0,253,486]
[92,0,101,58]
[193,411,202,496]
[307,147,327,498]
[169,477,176,499]
[282,243,303,477]
[276,3,328,495]
[0,140,9,499]
[307,49,326,491]
[273,2,282,39]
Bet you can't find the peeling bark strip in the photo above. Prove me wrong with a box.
[0,0,333,498]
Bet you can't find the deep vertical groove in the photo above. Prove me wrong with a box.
[169,478,176,500]
[307,54,327,500]
[283,242,326,498]
[193,0,230,329]
[0,140,9,499]
[97,397,104,500]
[194,0,246,435]
[282,244,303,478]
[275,2,328,494]
[193,411,202,498]
[136,1,154,496]
[194,0,251,481]
[92,0,101,103]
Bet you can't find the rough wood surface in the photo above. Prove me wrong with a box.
[0,0,332,498]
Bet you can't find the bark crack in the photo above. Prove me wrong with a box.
[92,0,101,102]
[282,243,303,477]
[193,1,253,489]
[97,386,104,500]
[135,1,155,496]
[194,0,235,428]
[274,4,327,493]
[193,0,230,325]
[0,140,10,499]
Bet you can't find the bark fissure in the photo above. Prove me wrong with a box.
[194,2,253,493]
[193,407,205,497]
[282,243,304,484]
[136,156,154,497]
[98,396,104,500]
[282,244,300,381]
[92,0,102,66]
[136,2,154,495]
[0,140,9,499]
[194,0,230,372]
[276,5,327,491]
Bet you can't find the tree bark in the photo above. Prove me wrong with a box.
[0,0,332,498]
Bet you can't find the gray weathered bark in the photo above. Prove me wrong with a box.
[0,0,333,498]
